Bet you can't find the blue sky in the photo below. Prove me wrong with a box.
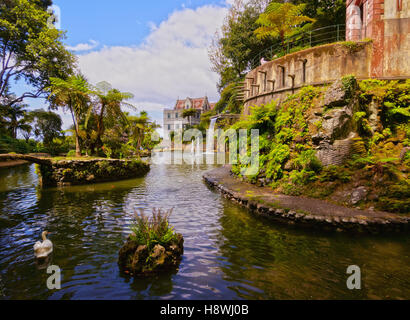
[56,0,229,47]
[17,0,234,132]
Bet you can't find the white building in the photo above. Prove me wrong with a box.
[163,96,215,138]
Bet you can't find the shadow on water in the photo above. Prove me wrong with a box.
[0,158,409,300]
[216,200,410,299]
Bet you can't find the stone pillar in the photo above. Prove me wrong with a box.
[346,0,385,77]
[346,0,363,41]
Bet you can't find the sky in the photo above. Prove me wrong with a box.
[17,0,237,133]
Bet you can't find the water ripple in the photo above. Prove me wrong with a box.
[0,159,409,300]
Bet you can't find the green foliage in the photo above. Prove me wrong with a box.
[209,1,276,91]
[0,134,37,154]
[182,108,198,118]
[0,0,75,103]
[359,79,410,128]
[353,111,372,136]
[232,85,322,184]
[294,150,322,173]
[28,109,65,155]
[230,78,408,213]
[378,180,410,213]
[290,0,345,28]
[341,75,358,104]
[47,74,92,156]
[214,82,244,114]
[340,40,370,53]
[319,165,351,183]
[264,143,290,180]
[254,2,316,49]
[289,169,317,185]
[130,208,178,251]
[66,150,76,157]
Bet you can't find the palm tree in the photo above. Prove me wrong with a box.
[254,2,315,51]
[47,74,91,157]
[182,108,198,127]
[5,104,28,139]
[128,111,149,152]
[91,81,135,153]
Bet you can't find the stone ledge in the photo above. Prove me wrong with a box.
[40,159,150,187]
[203,165,409,234]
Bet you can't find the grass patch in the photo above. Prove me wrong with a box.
[130,208,178,251]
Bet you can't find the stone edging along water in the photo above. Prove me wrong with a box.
[203,166,410,234]
[39,158,150,187]
[0,154,150,187]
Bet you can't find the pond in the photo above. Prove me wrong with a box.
[0,152,409,299]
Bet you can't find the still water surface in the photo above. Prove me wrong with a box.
[0,153,409,299]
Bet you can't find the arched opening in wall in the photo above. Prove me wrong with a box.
[359,3,364,24]
[246,76,254,96]
[258,70,267,92]
[354,0,365,39]
[299,59,307,83]
[278,65,285,88]
[397,0,403,11]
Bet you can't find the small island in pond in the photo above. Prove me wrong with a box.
[118,208,184,276]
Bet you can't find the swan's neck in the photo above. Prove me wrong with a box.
[42,232,47,241]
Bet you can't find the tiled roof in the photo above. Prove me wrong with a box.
[174,97,208,110]
[175,100,186,110]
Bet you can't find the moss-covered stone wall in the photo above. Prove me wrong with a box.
[38,159,150,187]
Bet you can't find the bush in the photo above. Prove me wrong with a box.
[66,150,76,157]
[294,150,322,173]
[319,165,351,183]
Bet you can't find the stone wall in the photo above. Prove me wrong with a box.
[38,159,150,187]
[346,0,410,77]
[383,1,410,77]
[243,42,372,114]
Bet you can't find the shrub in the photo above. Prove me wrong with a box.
[319,165,351,183]
[66,150,76,157]
[293,150,322,173]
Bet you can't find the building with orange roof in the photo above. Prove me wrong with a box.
[163,96,215,138]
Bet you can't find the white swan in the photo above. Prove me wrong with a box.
[34,231,53,259]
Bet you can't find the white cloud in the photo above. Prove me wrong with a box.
[67,40,99,52]
[77,5,228,126]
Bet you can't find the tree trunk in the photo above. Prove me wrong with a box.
[75,118,81,158]
[94,103,106,153]
[69,105,81,158]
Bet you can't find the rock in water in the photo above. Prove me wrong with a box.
[118,234,184,276]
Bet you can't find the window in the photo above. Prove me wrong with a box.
[359,3,364,25]
[301,59,307,83]
[167,113,171,119]
[398,0,403,11]
[176,124,179,129]
[278,66,285,87]
[175,113,178,118]
[167,124,171,130]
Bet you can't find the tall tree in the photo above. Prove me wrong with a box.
[290,0,345,28]
[4,103,28,138]
[254,2,315,50]
[127,111,159,152]
[0,0,75,105]
[47,75,91,157]
[29,108,63,152]
[91,81,135,153]
[209,0,274,91]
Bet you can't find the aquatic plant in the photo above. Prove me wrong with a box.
[119,208,184,276]
[130,208,178,251]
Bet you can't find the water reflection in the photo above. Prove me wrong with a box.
[0,157,409,300]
